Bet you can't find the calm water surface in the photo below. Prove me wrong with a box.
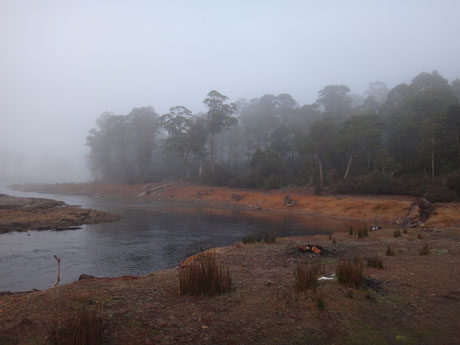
[0,187,354,292]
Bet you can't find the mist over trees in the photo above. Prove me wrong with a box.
[86,71,460,200]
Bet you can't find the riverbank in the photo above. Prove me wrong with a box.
[0,194,120,233]
[9,182,460,227]
[1,224,459,344]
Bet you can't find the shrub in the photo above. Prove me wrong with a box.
[386,246,395,256]
[403,228,408,234]
[445,172,460,196]
[366,256,384,269]
[202,166,235,187]
[424,184,457,203]
[294,261,324,293]
[179,251,232,296]
[419,244,430,255]
[336,257,364,288]
[262,175,285,190]
[52,306,104,345]
[241,235,259,244]
[418,233,423,239]
[394,230,401,238]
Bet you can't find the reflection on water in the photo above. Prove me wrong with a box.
[0,189,359,292]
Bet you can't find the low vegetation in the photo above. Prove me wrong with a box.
[179,251,232,296]
[336,257,364,288]
[366,255,384,269]
[419,244,431,256]
[242,231,276,244]
[386,246,395,256]
[394,230,402,238]
[52,306,104,345]
[294,261,324,293]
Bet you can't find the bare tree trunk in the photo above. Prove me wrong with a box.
[316,153,324,187]
[210,132,215,175]
[199,158,203,178]
[344,151,354,180]
[181,150,191,182]
[431,137,435,180]
[53,255,61,288]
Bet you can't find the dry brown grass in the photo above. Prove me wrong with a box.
[366,255,384,269]
[294,261,324,293]
[179,250,232,296]
[52,306,104,345]
[336,257,364,288]
[386,246,395,256]
[419,244,431,255]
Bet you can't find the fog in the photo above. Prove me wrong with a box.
[1,0,460,184]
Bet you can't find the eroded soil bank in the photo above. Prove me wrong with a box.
[10,182,460,227]
[0,194,120,233]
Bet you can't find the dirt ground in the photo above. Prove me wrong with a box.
[0,194,120,233]
[2,183,460,344]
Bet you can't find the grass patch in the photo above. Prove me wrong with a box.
[179,250,232,296]
[336,257,364,288]
[386,246,395,256]
[419,244,430,256]
[394,230,401,238]
[264,231,277,243]
[366,255,384,269]
[417,233,423,239]
[294,261,324,293]
[242,231,276,244]
[403,228,408,234]
[241,235,261,244]
[52,306,104,345]
[349,226,354,236]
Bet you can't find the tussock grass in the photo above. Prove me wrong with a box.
[52,306,104,345]
[315,295,325,310]
[358,226,368,238]
[179,250,232,296]
[294,261,324,293]
[242,231,276,244]
[394,230,402,238]
[336,257,364,288]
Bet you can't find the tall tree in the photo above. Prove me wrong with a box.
[315,85,352,115]
[203,90,237,175]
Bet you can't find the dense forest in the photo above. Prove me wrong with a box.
[86,71,460,202]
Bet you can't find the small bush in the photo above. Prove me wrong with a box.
[315,295,325,310]
[403,228,408,234]
[294,261,324,293]
[419,244,430,255]
[336,257,364,288]
[424,185,457,203]
[52,306,104,345]
[394,230,401,238]
[366,256,384,269]
[445,172,460,196]
[418,233,423,240]
[179,251,232,296]
[262,175,285,190]
[386,246,395,256]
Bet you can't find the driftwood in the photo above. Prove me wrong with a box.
[53,255,61,287]
[283,195,296,207]
[402,198,436,228]
[137,183,173,198]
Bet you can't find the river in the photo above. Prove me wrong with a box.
[0,186,355,292]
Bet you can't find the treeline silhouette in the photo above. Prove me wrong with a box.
[86,71,460,202]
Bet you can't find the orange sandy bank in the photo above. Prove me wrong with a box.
[11,182,460,227]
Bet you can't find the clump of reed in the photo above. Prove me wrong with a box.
[179,250,232,296]
[336,256,364,288]
[357,226,368,238]
[394,230,402,238]
[294,261,324,293]
[52,306,104,345]
[242,231,276,244]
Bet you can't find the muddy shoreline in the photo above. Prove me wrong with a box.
[0,194,120,233]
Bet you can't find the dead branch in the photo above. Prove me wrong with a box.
[53,255,61,287]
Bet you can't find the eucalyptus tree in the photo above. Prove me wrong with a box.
[203,90,238,175]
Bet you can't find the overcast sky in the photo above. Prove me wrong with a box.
[1,0,459,182]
